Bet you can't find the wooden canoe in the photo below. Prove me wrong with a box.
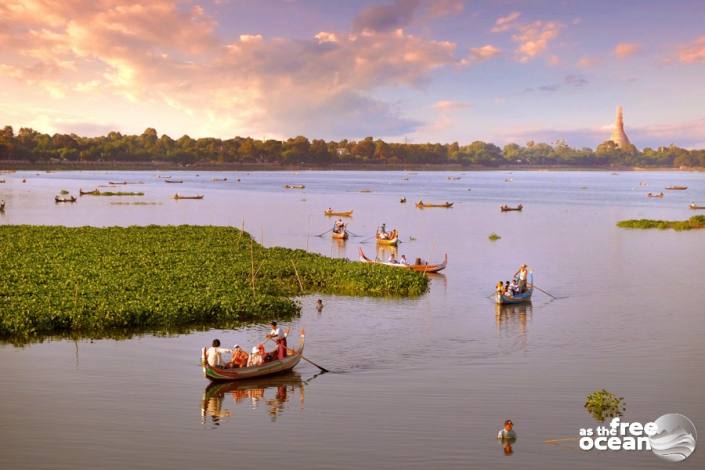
[416,200,453,208]
[332,230,349,240]
[165,179,184,184]
[324,209,353,217]
[173,194,204,200]
[108,181,128,185]
[665,186,688,190]
[500,204,523,212]
[284,184,305,189]
[55,195,76,203]
[690,203,705,210]
[359,248,447,273]
[376,233,399,246]
[79,189,100,196]
[201,334,305,382]
[647,192,664,198]
[212,178,228,182]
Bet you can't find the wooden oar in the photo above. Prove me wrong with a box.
[265,337,329,373]
[533,285,558,299]
[315,228,333,237]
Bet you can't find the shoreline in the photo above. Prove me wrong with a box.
[1,160,702,172]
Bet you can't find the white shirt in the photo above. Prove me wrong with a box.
[270,327,287,340]
[498,429,516,439]
[206,346,231,367]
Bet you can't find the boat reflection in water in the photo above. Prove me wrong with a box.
[495,303,532,352]
[201,372,314,427]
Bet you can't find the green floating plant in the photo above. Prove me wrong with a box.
[585,389,626,422]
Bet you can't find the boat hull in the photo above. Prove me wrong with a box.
[376,236,398,246]
[359,248,447,273]
[496,289,533,304]
[324,210,353,217]
[332,230,349,240]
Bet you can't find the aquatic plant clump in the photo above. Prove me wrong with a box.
[585,389,626,422]
[0,226,428,342]
[617,215,705,231]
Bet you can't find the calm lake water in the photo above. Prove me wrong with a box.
[1,170,704,469]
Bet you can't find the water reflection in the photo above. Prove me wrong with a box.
[495,303,532,352]
[200,372,310,427]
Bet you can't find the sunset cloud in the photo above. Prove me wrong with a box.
[678,35,705,63]
[614,42,640,59]
[469,44,501,61]
[433,100,472,110]
[491,11,521,33]
[512,20,562,63]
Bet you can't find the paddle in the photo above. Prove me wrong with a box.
[265,336,329,373]
[315,228,333,237]
[533,285,558,299]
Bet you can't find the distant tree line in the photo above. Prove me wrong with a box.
[1,125,704,168]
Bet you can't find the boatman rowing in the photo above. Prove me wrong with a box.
[266,321,289,360]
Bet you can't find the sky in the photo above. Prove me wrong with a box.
[2,0,705,148]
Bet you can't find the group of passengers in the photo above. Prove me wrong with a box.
[377,223,397,240]
[496,264,529,297]
[205,321,289,369]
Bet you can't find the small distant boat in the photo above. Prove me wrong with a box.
[79,189,100,196]
[324,209,353,217]
[647,192,664,198]
[359,248,447,273]
[165,179,184,184]
[331,229,349,240]
[55,195,77,203]
[448,176,461,180]
[109,181,128,185]
[0,201,5,211]
[376,230,399,246]
[496,273,534,305]
[400,197,407,203]
[173,194,204,200]
[201,333,305,382]
[690,203,705,210]
[500,204,523,212]
[416,200,453,208]
[284,184,305,189]
[212,178,228,182]
[359,189,372,193]
[505,178,513,182]
[665,185,688,190]
[0,179,5,183]
[157,175,172,179]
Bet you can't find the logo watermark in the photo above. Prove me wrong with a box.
[579,414,697,462]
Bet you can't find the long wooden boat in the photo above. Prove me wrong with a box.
[79,189,100,196]
[500,204,523,212]
[416,200,453,208]
[690,203,705,210]
[173,193,204,200]
[201,334,305,382]
[324,209,353,217]
[165,179,184,184]
[331,229,349,240]
[55,195,77,203]
[284,184,305,189]
[647,192,664,198]
[108,181,128,185]
[359,248,447,273]
[212,178,228,182]
[376,232,399,246]
[665,185,688,190]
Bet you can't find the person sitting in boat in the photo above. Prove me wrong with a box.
[510,278,519,295]
[266,321,289,360]
[333,219,345,233]
[248,344,265,367]
[227,344,250,368]
[514,264,529,293]
[504,280,512,297]
[496,281,504,296]
[205,339,231,368]
[400,255,408,265]
[387,253,398,264]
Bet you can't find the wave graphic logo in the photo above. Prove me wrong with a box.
[649,414,697,462]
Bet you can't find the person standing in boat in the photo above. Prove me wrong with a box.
[266,321,289,360]
[378,223,388,239]
[515,265,529,293]
[205,339,231,368]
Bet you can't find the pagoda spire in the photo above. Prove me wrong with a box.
[609,105,632,149]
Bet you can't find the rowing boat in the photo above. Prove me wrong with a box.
[55,195,76,203]
[416,200,453,208]
[666,185,688,190]
[324,209,353,217]
[108,181,128,185]
[400,197,407,203]
[647,192,664,198]
[79,189,100,196]
[496,274,534,304]
[212,178,228,182]
[201,334,305,382]
[173,194,204,200]
[284,184,305,189]
[690,203,705,210]
[165,179,184,184]
[359,248,447,273]
[500,204,523,212]
[376,231,399,246]
[331,229,349,240]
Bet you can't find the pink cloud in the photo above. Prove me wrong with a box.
[491,11,520,33]
[426,0,464,19]
[432,100,471,110]
[577,56,597,68]
[511,20,562,63]
[678,35,705,63]
[614,42,640,59]
[469,44,501,61]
